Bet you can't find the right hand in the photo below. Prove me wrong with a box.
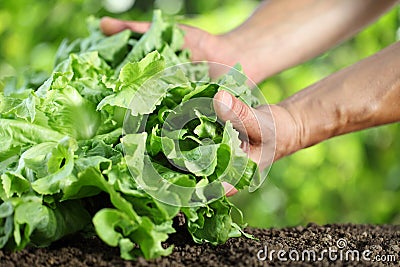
[213,90,301,196]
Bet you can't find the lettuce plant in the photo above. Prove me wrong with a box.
[0,11,260,259]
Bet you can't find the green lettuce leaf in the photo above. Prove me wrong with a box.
[0,10,261,261]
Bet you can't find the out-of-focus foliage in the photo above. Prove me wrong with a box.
[231,5,400,227]
[1,0,399,228]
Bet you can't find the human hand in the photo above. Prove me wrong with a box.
[213,90,300,196]
[100,17,237,78]
[100,17,304,196]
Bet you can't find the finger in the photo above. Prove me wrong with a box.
[100,17,128,35]
[124,21,151,33]
[222,182,238,197]
[213,90,262,143]
[100,17,151,36]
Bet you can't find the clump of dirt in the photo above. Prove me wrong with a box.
[1,223,399,266]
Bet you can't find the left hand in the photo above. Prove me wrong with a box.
[100,17,237,78]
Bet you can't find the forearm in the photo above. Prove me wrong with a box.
[218,0,398,83]
[278,41,400,155]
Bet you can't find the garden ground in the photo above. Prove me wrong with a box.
[1,223,399,266]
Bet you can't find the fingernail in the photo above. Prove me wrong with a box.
[218,91,232,115]
[222,182,238,196]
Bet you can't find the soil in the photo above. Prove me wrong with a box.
[1,223,399,267]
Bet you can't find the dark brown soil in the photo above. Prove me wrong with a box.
[1,223,399,267]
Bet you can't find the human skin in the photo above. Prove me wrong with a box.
[215,41,400,163]
[100,0,400,195]
[215,41,400,195]
[101,0,398,83]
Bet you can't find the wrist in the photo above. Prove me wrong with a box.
[269,104,304,161]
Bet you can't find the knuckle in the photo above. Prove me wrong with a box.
[232,101,249,121]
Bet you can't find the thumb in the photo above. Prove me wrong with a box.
[213,90,262,143]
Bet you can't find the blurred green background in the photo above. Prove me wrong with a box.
[1,0,399,228]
